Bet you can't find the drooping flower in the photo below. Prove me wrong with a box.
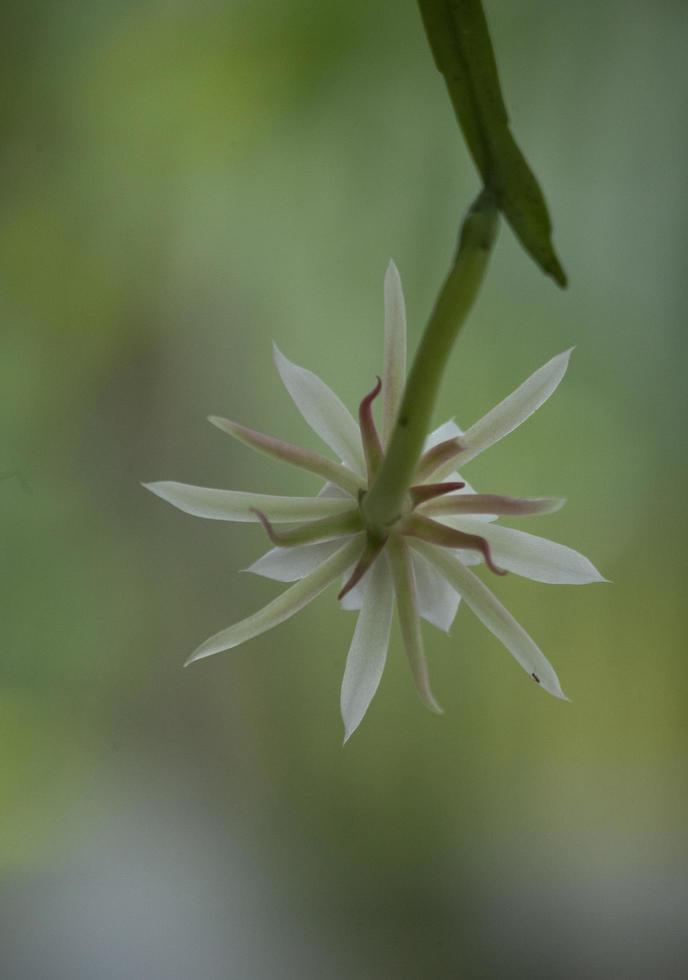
[145,262,604,740]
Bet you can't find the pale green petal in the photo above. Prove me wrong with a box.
[273,344,365,476]
[423,419,463,451]
[421,494,564,518]
[318,482,352,499]
[410,541,568,700]
[387,537,443,713]
[185,537,363,665]
[445,517,606,584]
[143,482,354,523]
[208,416,361,496]
[382,260,407,446]
[457,349,573,465]
[340,554,395,742]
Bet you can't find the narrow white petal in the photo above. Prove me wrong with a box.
[457,349,573,465]
[421,493,565,519]
[144,481,354,523]
[340,555,395,742]
[423,419,463,451]
[185,537,362,665]
[273,344,365,475]
[382,260,407,446]
[446,517,606,584]
[317,481,351,499]
[338,570,365,611]
[411,550,461,633]
[387,537,443,713]
[246,534,362,582]
[411,541,568,700]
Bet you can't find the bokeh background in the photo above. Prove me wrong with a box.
[2,1,687,977]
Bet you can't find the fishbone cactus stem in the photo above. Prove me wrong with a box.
[145,258,604,741]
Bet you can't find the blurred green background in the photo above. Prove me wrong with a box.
[2,1,687,977]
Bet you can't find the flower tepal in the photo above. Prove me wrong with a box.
[144,262,605,741]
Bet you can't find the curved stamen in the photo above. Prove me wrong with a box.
[402,514,507,576]
[419,493,565,518]
[414,437,464,484]
[409,481,466,508]
[251,508,362,548]
[359,377,383,481]
[338,533,386,600]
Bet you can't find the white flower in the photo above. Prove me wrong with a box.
[145,262,605,740]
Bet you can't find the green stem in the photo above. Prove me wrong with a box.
[362,189,498,531]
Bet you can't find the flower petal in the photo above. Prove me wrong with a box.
[318,482,350,499]
[382,260,407,446]
[423,419,463,451]
[411,541,568,700]
[340,554,395,742]
[273,344,365,475]
[143,482,354,523]
[337,572,365,611]
[446,517,606,584]
[387,537,443,713]
[411,549,461,633]
[456,349,573,466]
[208,416,361,496]
[185,537,363,665]
[246,537,360,582]
[421,494,565,518]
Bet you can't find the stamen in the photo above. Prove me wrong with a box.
[251,508,361,548]
[337,533,386,600]
[419,493,565,518]
[402,514,507,576]
[409,481,466,508]
[414,437,464,484]
[358,377,383,480]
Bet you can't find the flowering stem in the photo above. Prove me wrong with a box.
[362,189,498,531]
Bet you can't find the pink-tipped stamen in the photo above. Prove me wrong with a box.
[409,481,466,508]
[465,535,507,576]
[251,508,283,545]
[359,377,383,479]
[402,514,507,576]
[251,507,362,548]
[337,535,385,600]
